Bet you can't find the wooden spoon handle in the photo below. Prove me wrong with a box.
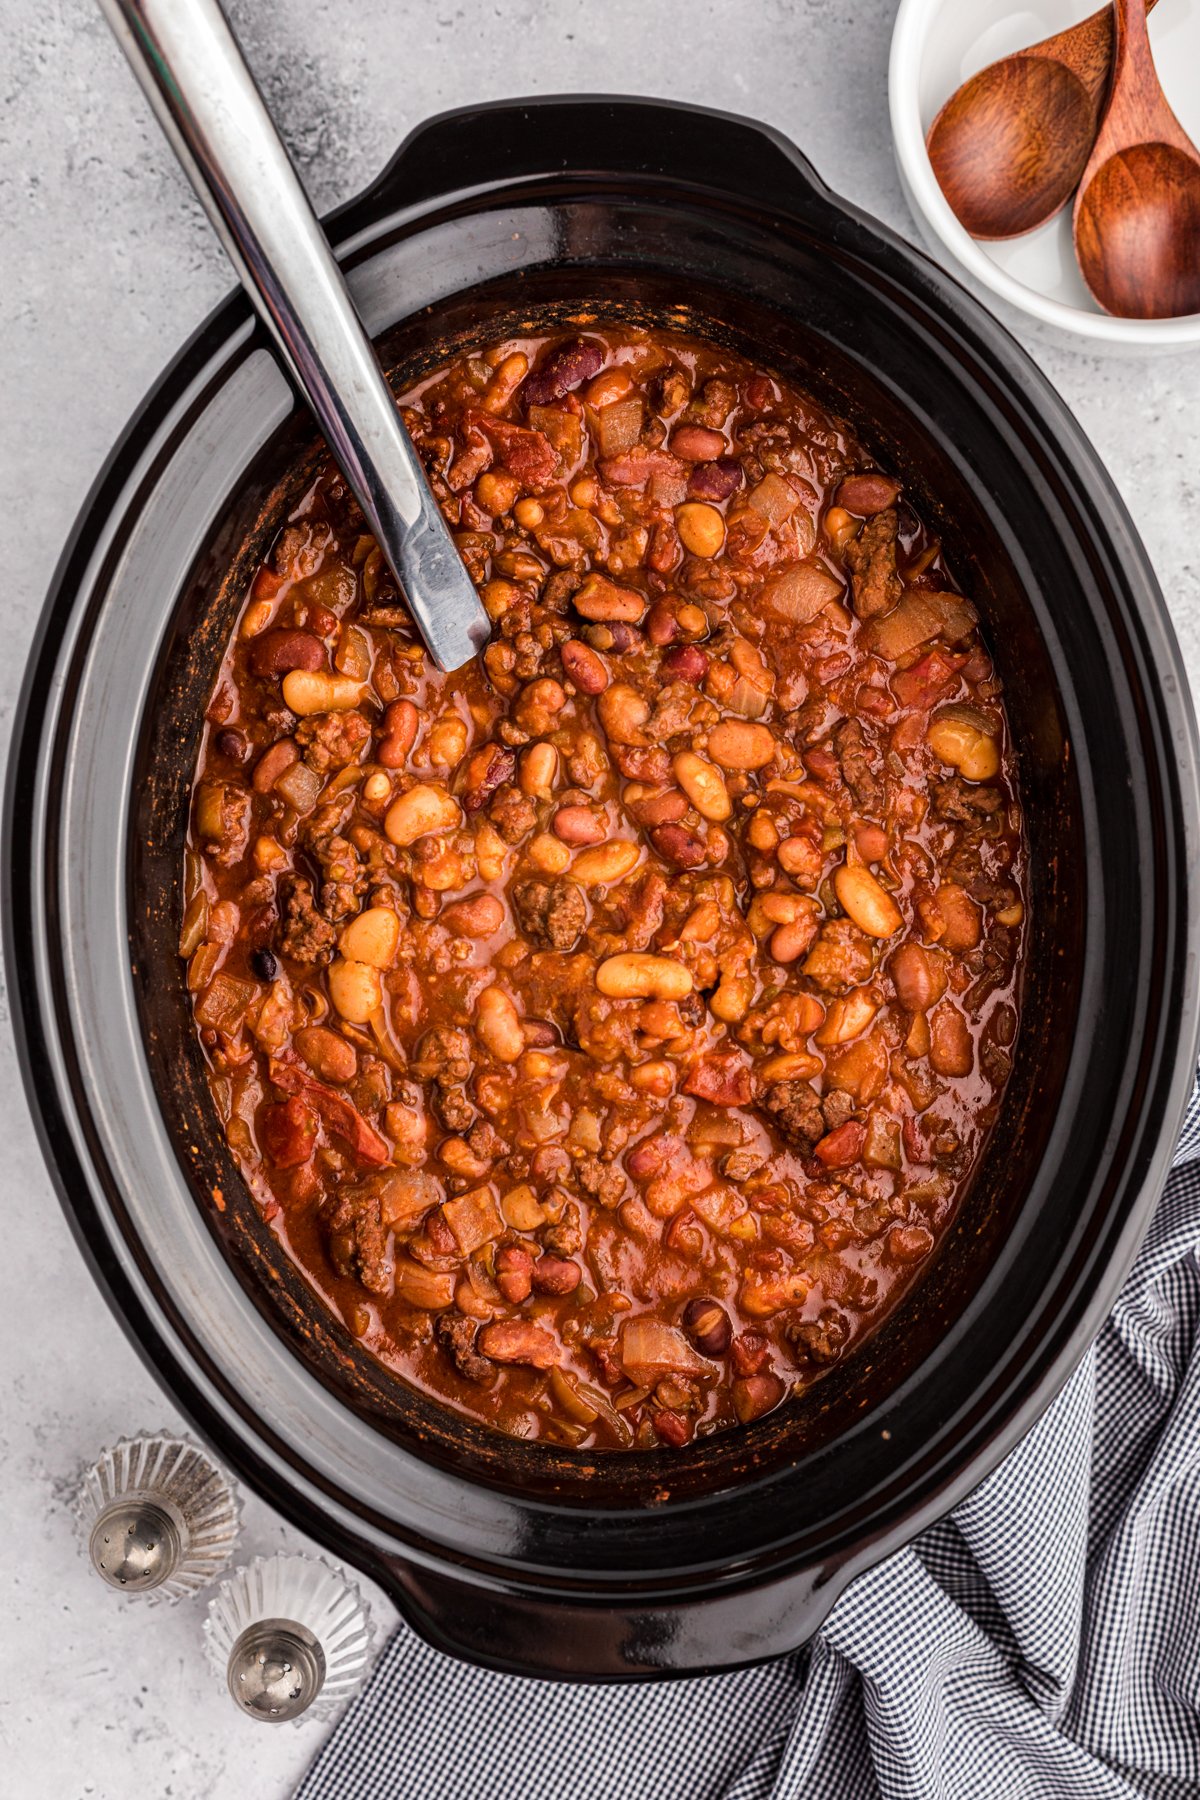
[1094,0,1197,160]
[1026,0,1156,105]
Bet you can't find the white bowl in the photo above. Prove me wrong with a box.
[889,0,1200,351]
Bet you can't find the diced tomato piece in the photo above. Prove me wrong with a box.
[890,649,967,710]
[269,1059,390,1165]
[259,1097,317,1168]
[683,1051,754,1107]
[813,1120,867,1167]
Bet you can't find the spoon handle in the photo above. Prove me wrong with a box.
[97,0,488,673]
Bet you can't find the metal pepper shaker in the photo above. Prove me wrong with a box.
[75,1431,241,1602]
[204,1554,373,1723]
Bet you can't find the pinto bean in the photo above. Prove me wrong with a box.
[888,942,946,1011]
[338,906,401,969]
[770,916,818,964]
[378,698,419,768]
[295,1025,358,1085]
[596,953,693,1000]
[281,669,369,715]
[495,1244,533,1304]
[929,1001,974,1077]
[707,720,776,770]
[834,864,903,938]
[560,638,609,695]
[574,573,646,623]
[249,628,326,678]
[672,751,731,822]
[442,893,506,937]
[475,985,524,1063]
[519,741,558,798]
[572,842,640,886]
[777,835,823,885]
[384,783,462,846]
[598,682,651,745]
[328,957,382,1022]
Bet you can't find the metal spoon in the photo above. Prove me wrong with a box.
[99,0,489,672]
[1074,0,1200,317]
[926,0,1156,240]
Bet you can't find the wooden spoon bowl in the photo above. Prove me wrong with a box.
[929,56,1101,239]
[925,2,1139,240]
[1076,144,1200,317]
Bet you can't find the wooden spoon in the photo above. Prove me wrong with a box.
[926,2,1154,239]
[1074,0,1200,317]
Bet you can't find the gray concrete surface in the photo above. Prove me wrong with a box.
[1,2,1198,1796]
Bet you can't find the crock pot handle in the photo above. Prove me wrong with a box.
[375,1551,845,1678]
[347,95,842,230]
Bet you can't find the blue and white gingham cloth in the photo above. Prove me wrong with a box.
[297,1077,1200,1800]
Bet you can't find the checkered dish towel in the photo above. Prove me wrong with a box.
[297,1078,1200,1800]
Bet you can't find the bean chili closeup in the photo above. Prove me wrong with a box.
[183,322,1027,1452]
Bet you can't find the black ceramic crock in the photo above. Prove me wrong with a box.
[6,97,1200,1680]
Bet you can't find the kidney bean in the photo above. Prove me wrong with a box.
[732,1372,785,1423]
[650,822,707,868]
[552,805,606,846]
[670,423,727,461]
[461,743,517,813]
[523,337,604,406]
[645,601,680,646]
[442,893,506,937]
[496,1244,534,1304]
[249,628,327,679]
[251,737,299,793]
[214,727,249,763]
[531,1255,582,1296]
[522,1018,559,1048]
[687,458,743,502]
[630,789,688,828]
[560,639,609,695]
[652,1411,691,1446]
[378,698,419,769]
[836,471,902,515]
[659,644,709,685]
[681,1298,731,1357]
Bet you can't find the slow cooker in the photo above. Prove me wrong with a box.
[6,96,1198,1678]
